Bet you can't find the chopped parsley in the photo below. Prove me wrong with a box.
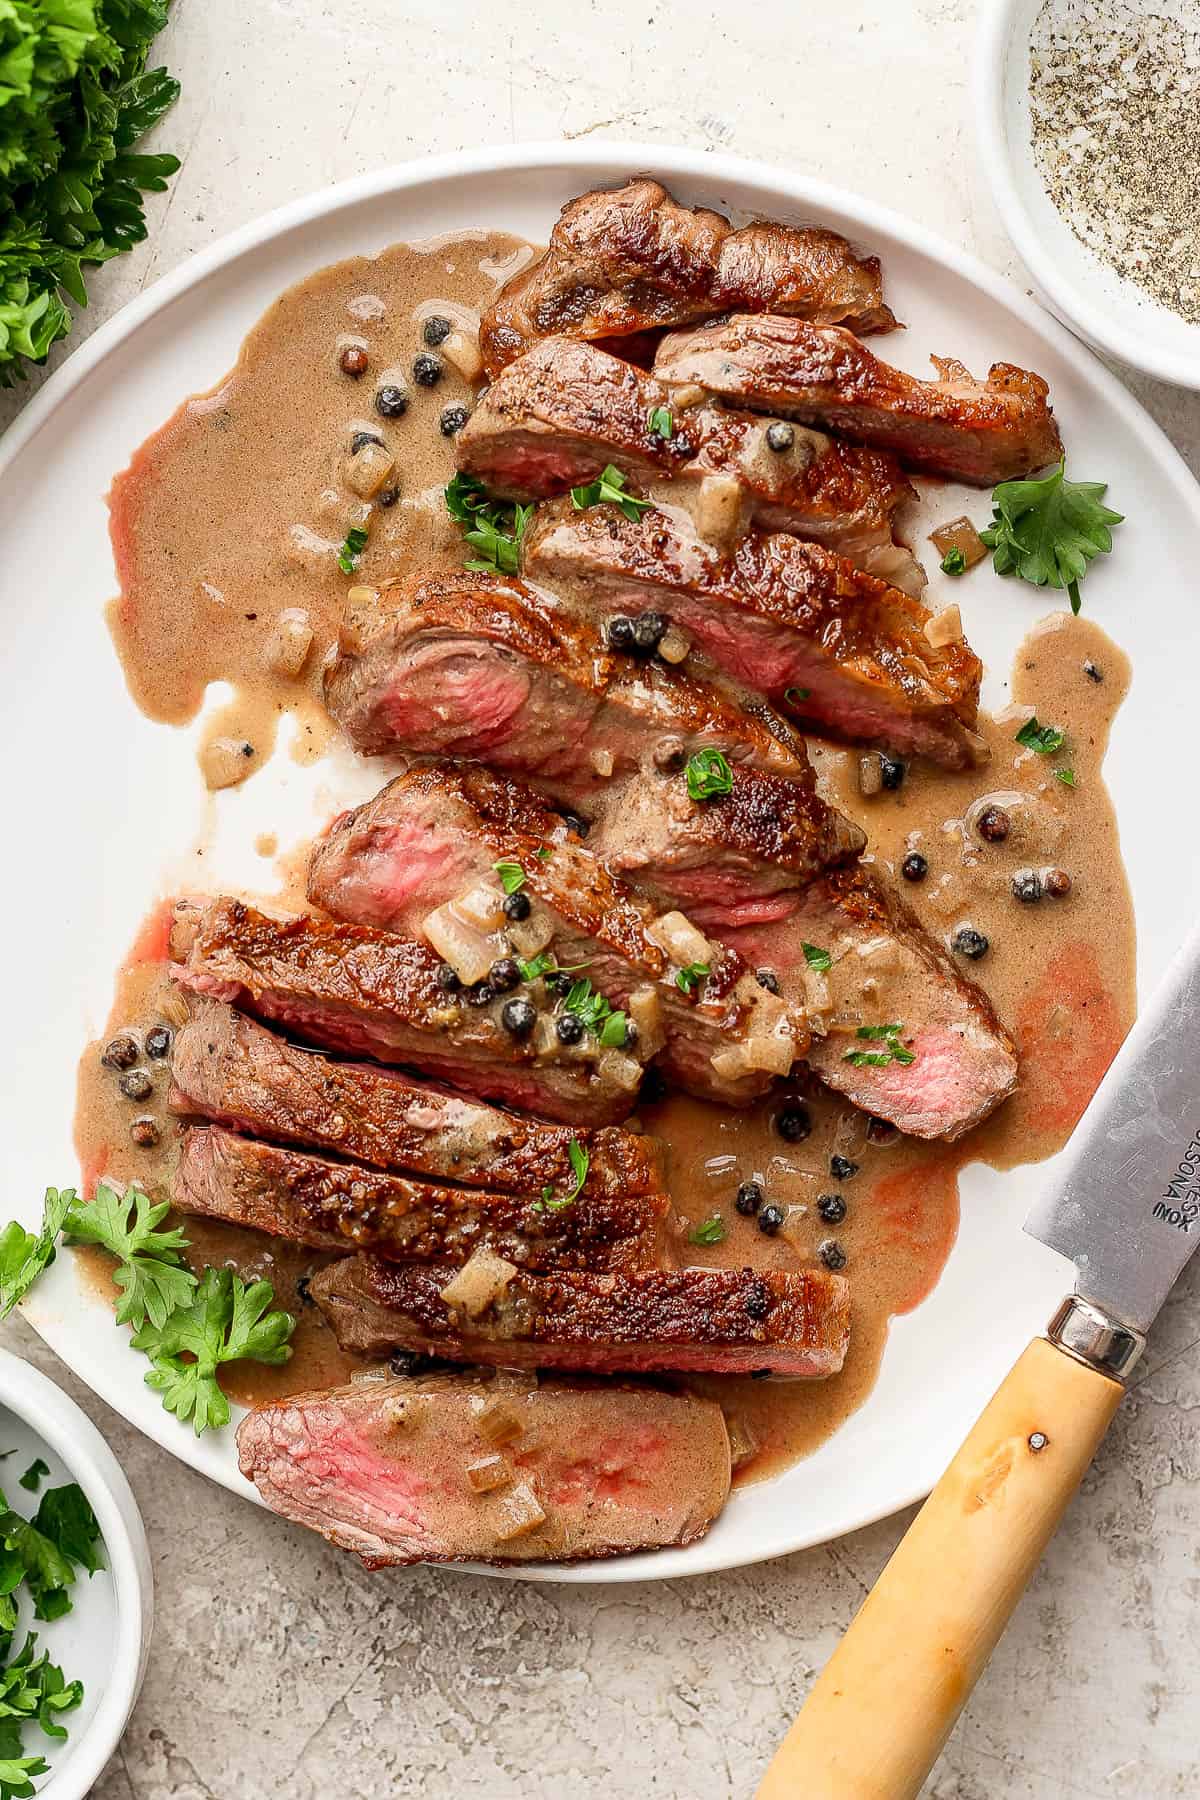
[979,459,1123,615]
[684,749,734,802]
[1054,767,1078,788]
[444,472,534,574]
[337,525,368,575]
[492,859,526,896]
[16,1463,47,1496]
[647,405,674,440]
[559,976,630,1050]
[688,1216,726,1247]
[570,464,653,522]
[940,546,967,576]
[535,846,552,860]
[534,1140,590,1213]
[802,943,832,973]
[843,1023,916,1069]
[675,961,711,994]
[1015,717,1066,756]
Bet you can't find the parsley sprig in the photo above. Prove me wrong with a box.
[1015,717,1066,755]
[570,464,653,522]
[979,459,1123,615]
[445,473,534,574]
[534,1140,589,1213]
[133,1268,295,1435]
[843,1023,916,1069]
[560,977,631,1050]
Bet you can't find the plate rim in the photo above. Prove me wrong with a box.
[5,139,1195,1583]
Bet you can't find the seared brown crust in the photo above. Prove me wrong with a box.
[169,898,644,1127]
[522,502,984,768]
[171,1000,665,1197]
[175,1126,670,1273]
[480,178,895,376]
[456,337,919,586]
[312,1255,851,1377]
[653,316,1063,485]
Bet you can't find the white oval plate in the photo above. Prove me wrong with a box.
[2,143,1196,1583]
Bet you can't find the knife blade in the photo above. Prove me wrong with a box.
[1024,916,1200,1335]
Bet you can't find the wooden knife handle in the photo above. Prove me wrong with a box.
[756,1336,1123,1800]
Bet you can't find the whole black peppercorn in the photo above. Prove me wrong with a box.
[829,1154,859,1182]
[130,1116,160,1148]
[501,997,537,1038]
[632,611,668,653]
[412,352,443,387]
[819,1238,848,1271]
[622,1019,639,1048]
[1083,659,1103,684]
[101,1032,140,1071]
[467,981,495,1008]
[561,812,590,838]
[439,404,470,436]
[744,1280,771,1321]
[606,615,636,652]
[374,383,409,418]
[1012,870,1043,905]
[555,1012,585,1046]
[879,754,906,791]
[542,971,571,997]
[817,1193,847,1224]
[377,486,400,508]
[765,421,795,452]
[422,315,452,347]
[296,1274,314,1308]
[339,344,369,378]
[901,852,928,883]
[735,1180,763,1216]
[757,1204,785,1236]
[951,925,990,961]
[755,967,781,994]
[489,958,522,993]
[350,429,384,454]
[119,1068,153,1102]
[1045,867,1073,899]
[775,1104,812,1143]
[436,964,462,994]
[976,804,1011,844]
[502,889,532,922]
[145,1025,172,1059]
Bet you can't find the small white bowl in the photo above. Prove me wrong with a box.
[0,1348,152,1799]
[975,0,1200,387]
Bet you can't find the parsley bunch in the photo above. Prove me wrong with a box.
[979,460,1123,615]
[0,0,181,385]
[445,473,533,574]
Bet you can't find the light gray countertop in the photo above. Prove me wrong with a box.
[3,3,1198,1794]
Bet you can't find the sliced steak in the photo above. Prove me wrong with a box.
[653,316,1063,485]
[169,898,645,1127]
[307,763,807,1106]
[480,178,895,376]
[175,1126,669,1273]
[322,571,863,909]
[237,1373,731,1566]
[523,502,984,769]
[312,1255,851,1378]
[170,998,664,1200]
[456,337,922,592]
[726,868,1018,1139]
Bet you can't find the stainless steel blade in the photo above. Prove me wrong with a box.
[1024,917,1200,1333]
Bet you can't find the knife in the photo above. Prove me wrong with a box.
[757,919,1200,1800]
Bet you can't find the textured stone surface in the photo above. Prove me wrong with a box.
[3,1,1199,1794]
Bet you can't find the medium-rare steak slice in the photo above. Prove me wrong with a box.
[171,998,665,1200]
[237,1373,731,1566]
[726,868,1018,1140]
[312,1255,851,1378]
[170,899,645,1128]
[653,316,1063,485]
[175,1126,669,1274]
[456,337,923,592]
[322,572,864,908]
[307,763,808,1106]
[523,502,984,769]
[480,178,895,376]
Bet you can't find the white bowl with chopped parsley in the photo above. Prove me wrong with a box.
[0,1350,151,1799]
[977,0,1200,387]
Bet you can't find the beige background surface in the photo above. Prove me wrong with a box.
[3,2,1198,1794]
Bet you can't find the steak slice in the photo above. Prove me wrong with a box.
[236,1374,731,1566]
[307,763,807,1106]
[175,1126,669,1273]
[312,1255,851,1378]
[322,571,863,910]
[480,178,895,376]
[169,898,645,1127]
[456,337,922,592]
[523,502,985,769]
[170,998,664,1200]
[726,868,1018,1139]
[653,316,1063,485]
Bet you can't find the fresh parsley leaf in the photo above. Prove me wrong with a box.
[688,1216,725,1247]
[63,1185,194,1329]
[675,961,710,994]
[940,546,967,576]
[1015,716,1066,756]
[855,1023,905,1040]
[570,464,653,522]
[534,1140,590,1213]
[684,749,733,801]
[0,1751,48,1799]
[444,473,533,574]
[518,951,555,982]
[843,1022,915,1069]
[535,846,552,860]
[784,686,811,705]
[1054,767,1078,788]
[492,859,525,896]
[802,943,832,973]
[31,1487,103,1581]
[133,1268,295,1436]
[597,1010,631,1049]
[337,524,369,575]
[647,405,673,440]
[979,459,1123,614]
[0,1512,74,1625]
[559,975,625,1043]
[0,1190,74,1321]
[14,1469,45,1499]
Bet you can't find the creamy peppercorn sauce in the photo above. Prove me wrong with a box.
[78,231,1135,1487]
